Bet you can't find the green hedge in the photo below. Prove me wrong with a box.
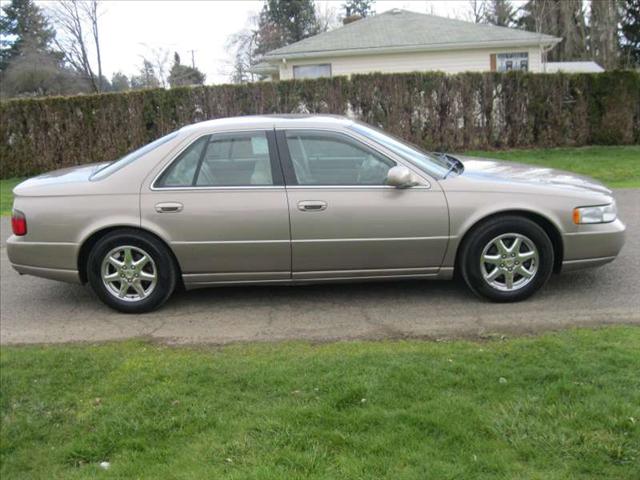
[1,71,639,178]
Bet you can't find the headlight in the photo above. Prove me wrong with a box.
[573,202,617,224]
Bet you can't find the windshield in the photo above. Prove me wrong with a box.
[90,131,179,180]
[349,122,451,178]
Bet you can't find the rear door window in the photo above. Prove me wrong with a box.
[155,131,278,187]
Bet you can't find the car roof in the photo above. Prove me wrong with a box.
[180,114,355,134]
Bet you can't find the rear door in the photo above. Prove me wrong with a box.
[276,129,449,280]
[141,129,291,285]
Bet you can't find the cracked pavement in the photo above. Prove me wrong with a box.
[1,189,638,345]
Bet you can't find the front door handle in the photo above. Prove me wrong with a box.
[155,202,183,213]
[297,200,327,212]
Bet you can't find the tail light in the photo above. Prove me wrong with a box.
[11,209,27,236]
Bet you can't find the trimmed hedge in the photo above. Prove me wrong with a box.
[1,71,639,178]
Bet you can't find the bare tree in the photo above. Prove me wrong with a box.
[226,13,261,84]
[316,2,339,32]
[590,0,621,70]
[140,45,170,87]
[467,0,487,24]
[227,27,260,84]
[50,0,103,92]
[85,0,102,90]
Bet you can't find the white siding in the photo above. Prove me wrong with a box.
[278,46,543,79]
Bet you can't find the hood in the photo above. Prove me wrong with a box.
[455,156,611,195]
[14,162,109,196]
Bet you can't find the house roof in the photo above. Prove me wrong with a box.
[264,9,561,61]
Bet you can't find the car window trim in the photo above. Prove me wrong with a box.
[151,129,285,190]
[274,127,431,189]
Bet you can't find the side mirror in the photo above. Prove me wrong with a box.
[386,166,415,188]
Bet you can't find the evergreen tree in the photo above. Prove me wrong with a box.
[110,72,130,92]
[167,52,206,87]
[256,0,320,55]
[484,0,516,27]
[343,0,375,18]
[0,0,59,71]
[620,0,640,67]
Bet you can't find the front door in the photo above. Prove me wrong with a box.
[141,130,291,285]
[276,129,449,280]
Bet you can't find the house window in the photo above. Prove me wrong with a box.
[497,52,529,72]
[293,64,331,79]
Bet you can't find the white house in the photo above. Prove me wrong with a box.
[254,9,563,80]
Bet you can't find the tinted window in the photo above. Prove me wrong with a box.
[156,132,274,187]
[285,132,395,186]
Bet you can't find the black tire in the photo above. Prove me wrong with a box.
[459,216,554,302]
[87,229,177,313]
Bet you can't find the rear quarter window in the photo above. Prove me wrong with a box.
[90,131,179,181]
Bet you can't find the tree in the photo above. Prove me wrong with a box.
[466,0,487,24]
[0,0,85,98]
[255,0,320,55]
[620,0,640,67]
[316,2,339,32]
[167,52,206,87]
[130,60,160,89]
[0,0,58,72]
[590,0,620,69]
[51,0,104,92]
[343,0,375,18]
[484,0,516,27]
[228,0,327,84]
[1,47,87,97]
[141,45,170,87]
[226,17,261,84]
[517,0,588,63]
[110,71,130,92]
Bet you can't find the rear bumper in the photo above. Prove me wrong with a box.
[10,263,82,284]
[7,236,82,284]
[561,219,626,272]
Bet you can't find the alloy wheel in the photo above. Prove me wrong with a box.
[480,233,539,291]
[101,245,157,302]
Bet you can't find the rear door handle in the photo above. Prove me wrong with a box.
[297,200,327,212]
[155,202,183,213]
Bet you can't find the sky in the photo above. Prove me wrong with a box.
[36,1,523,85]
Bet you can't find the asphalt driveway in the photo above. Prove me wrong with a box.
[1,189,638,345]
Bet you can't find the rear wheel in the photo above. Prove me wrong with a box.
[459,216,554,302]
[87,230,177,313]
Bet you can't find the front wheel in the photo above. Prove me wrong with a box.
[87,230,177,313]
[459,216,554,302]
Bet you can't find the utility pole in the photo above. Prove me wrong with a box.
[190,49,195,68]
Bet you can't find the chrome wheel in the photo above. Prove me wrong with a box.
[101,246,157,302]
[480,233,539,292]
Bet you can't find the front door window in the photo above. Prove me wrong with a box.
[283,131,395,186]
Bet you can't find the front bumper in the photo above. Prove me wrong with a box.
[7,236,82,284]
[561,218,626,272]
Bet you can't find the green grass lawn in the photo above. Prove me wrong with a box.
[1,327,638,479]
[464,145,640,188]
[0,178,24,216]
